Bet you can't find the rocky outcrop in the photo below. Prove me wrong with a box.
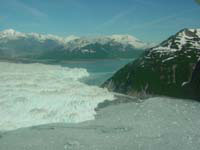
[182,60,200,100]
[102,28,200,101]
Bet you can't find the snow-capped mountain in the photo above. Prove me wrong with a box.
[147,28,200,63]
[0,29,150,48]
[0,29,78,45]
[152,28,200,52]
[103,28,200,100]
[0,29,151,61]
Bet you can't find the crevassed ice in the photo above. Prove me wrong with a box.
[0,62,115,131]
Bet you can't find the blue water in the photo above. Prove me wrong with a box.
[61,59,133,85]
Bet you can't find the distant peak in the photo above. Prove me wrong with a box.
[108,34,148,49]
[65,35,80,42]
[2,29,17,34]
[110,34,139,41]
[0,29,26,39]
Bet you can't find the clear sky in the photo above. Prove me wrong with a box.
[0,0,200,43]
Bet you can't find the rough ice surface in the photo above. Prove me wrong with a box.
[0,97,200,150]
[0,62,115,131]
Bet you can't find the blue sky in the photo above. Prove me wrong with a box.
[0,0,200,43]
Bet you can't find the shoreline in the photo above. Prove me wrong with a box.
[95,93,141,111]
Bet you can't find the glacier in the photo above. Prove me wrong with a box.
[0,62,115,131]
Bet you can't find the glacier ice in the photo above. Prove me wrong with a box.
[0,62,115,131]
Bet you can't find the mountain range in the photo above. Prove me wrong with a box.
[0,29,152,61]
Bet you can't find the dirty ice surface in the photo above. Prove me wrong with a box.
[0,97,200,150]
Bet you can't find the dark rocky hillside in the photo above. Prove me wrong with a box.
[182,60,200,100]
[102,28,200,100]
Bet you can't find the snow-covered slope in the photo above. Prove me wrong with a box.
[153,28,200,52]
